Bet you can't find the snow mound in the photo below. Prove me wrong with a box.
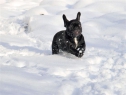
[25,6,49,17]
[0,0,126,95]
[74,1,126,13]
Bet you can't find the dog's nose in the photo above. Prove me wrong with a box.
[74,30,80,37]
[75,31,79,35]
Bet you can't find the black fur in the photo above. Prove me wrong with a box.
[52,12,86,57]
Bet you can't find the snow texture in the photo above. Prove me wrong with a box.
[0,0,126,95]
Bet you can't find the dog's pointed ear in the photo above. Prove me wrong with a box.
[76,12,81,21]
[63,14,69,27]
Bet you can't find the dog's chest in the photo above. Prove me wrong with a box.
[74,38,78,48]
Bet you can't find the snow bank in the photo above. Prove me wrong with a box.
[0,0,6,4]
[0,0,126,95]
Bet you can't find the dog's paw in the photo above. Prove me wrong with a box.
[76,48,84,58]
[77,53,83,58]
[75,51,83,58]
[52,48,59,54]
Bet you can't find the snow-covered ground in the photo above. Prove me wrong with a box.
[0,0,126,95]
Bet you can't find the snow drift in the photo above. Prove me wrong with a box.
[0,0,126,95]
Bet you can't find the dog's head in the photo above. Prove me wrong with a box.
[63,12,82,38]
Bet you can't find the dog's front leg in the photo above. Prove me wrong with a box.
[52,41,59,54]
[66,43,81,57]
[76,42,86,57]
[70,42,85,57]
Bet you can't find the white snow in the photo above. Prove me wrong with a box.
[0,0,126,95]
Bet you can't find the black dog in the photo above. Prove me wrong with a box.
[52,12,86,57]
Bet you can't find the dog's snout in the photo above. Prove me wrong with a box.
[75,31,79,35]
[74,30,81,37]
